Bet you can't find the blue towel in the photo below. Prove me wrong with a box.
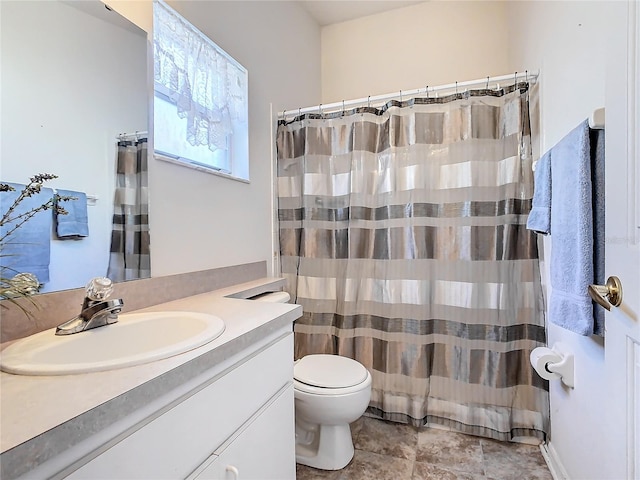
[55,189,89,239]
[527,151,552,234]
[0,183,53,284]
[590,128,605,336]
[526,120,604,336]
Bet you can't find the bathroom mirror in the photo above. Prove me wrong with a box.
[0,0,148,293]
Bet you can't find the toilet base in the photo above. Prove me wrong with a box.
[295,423,354,470]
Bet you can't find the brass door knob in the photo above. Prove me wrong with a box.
[588,276,623,311]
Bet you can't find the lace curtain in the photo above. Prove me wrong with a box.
[153,0,247,151]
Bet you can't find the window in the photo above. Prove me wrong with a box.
[153,0,249,180]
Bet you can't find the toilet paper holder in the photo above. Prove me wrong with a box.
[530,345,575,388]
[544,351,574,388]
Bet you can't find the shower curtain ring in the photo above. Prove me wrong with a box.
[342,100,345,116]
[399,90,403,102]
[455,81,458,96]
[426,86,429,98]
[486,76,490,90]
[367,96,371,108]
[514,71,518,87]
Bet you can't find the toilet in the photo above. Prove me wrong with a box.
[293,354,372,470]
[253,291,372,471]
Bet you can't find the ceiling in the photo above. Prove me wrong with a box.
[299,1,426,26]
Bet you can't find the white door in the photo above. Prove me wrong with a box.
[604,1,640,478]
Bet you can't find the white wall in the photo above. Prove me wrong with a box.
[113,0,321,278]
[507,2,619,479]
[321,1,510,103]
[106,0,152,32]
[0,1,147,292]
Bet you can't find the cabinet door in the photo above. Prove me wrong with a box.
[193,385,295,480]
[67,334,293,480]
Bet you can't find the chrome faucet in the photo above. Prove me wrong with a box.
[55,277,124,335]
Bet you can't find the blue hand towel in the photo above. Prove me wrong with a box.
[527,151,552,234]
[0,183,53,284]
[55,189,89,239]
[526,120,604,336]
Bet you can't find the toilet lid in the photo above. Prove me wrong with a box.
[294,354,368,388]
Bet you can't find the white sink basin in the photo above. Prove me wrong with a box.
[0,311,225,376]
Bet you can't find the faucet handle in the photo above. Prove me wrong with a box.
[85,277,114,301]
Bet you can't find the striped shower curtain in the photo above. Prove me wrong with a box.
[276,83,549,441]
[107,138,151,282]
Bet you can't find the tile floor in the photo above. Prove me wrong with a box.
[296,417,553,480]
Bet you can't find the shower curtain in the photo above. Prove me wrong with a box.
[107,138,151,282]
[276,83,549,441]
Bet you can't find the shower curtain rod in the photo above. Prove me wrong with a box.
[279,70,539,120]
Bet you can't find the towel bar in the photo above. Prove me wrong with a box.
[589,107,605,129]
[532,109,605,172]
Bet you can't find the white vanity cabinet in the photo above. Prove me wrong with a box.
[65,331,295,480]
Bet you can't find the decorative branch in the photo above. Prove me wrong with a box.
[0,173,74,315]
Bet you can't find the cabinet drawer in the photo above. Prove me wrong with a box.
[191,384,295,480]
[67,333,293,479]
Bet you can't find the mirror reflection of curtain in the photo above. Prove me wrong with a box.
[107,139,150,281]
[276,84,549,441]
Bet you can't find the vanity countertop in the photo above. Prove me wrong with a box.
[0,278,301,475]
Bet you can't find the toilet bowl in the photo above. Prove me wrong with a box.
[252,292,372,470]
[293,354,372,470]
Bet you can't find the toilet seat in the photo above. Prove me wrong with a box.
[294,354,370,395]
[294,377,371,395]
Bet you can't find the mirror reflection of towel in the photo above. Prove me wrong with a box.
[0,183,52,283]
[55,190,89,239]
